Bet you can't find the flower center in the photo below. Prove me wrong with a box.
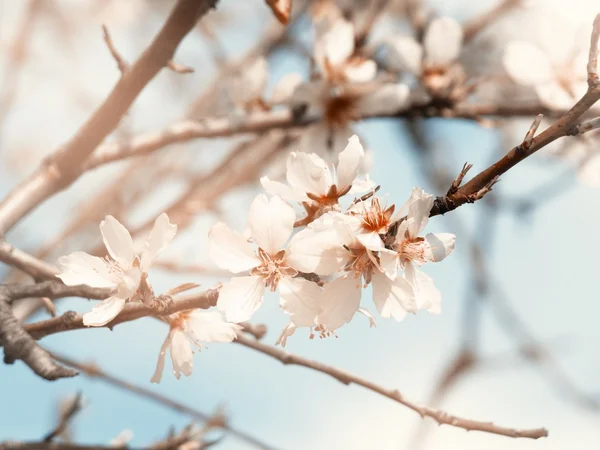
[251,248,298,292]
[398,237,427,266]
[342,245,375,287]
[358,198,395,234]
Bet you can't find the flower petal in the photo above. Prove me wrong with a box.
[248,194,295,255]
[404,187,434,238]
[82,296,126,327]
[423,17,463,68]
[100,215,135,268]
[316,18,355,69]
[57,251,118,289]
[317,276,361,331]
[336,135,364,192]
[372,271,416,320]
[217,276,266,323]
[404,263,441,313]
[170,329,193,379]
[343,59,377,83]
[185,310,242,344]
[275,322,297,347]
[208,223,260,273]
[503,41,553,86]
[378,249,399,279]
[356,83,410,116]
[357,307,377,327]
[286,151,330,196]
[387,36,423,75]
[425,233,456,262]
[279,277,322,327]
[260,176,309,203]
[140,213,177,272]
[286,213,350,275]
[150,329,174,384]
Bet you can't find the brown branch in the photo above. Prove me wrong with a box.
[0,239,58,280]
[430,14,600,217]
[0,0,219,235]
[0,284,77,380]
[234,334,547,439]
[50,355,273,450]
[102,25,129,75]
[43,392,84,442]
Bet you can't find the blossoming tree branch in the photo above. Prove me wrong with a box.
[1,0,600,448]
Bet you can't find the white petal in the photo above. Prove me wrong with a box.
[503,41,553,86]
[404,263,441,313]
[260,176,309,203]
[336,135,364,192]
[248,194,295,255]
[286,151,330,196]
[56,251,118,289]
[275,322,297,347]
[100,216,134,268]
[372,271,416,320]
[405,187,434,238]
[356,230,386,251]
[316,18,355,69]
[317,276,361,331]
[425,233,456,262]
[535,82,576,111]
[140,213,177,272]
[279,277,322,327]
[378,249,399,279]
[386,36,423,75]
[217,276,266,323]
[170,329,193,379]
[343,59,377,83]
[357,307,377,327]
[356,83,410,116]
[348,177,377,194]
[208,223,260,273]
[117,266,142,299]
[286,213,350,275]
[271,73,304,104]
[423,17,463,68]
[82,296,126,327]
[185,310,242,344]
[150,329,174,384]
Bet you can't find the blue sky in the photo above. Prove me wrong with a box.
[1,1,600,449]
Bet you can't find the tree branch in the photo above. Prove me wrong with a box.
[0,0,219,235]
[234,334,548,439]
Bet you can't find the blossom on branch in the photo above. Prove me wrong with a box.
[151,310,241,383]
[56,213,176,326]
[209,194,321,324]
[261,135,374,225]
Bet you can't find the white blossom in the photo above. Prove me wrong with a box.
[387,17,463,77]
[503,41,588,111]
[386,188,456,313]
[151,310,241,383]
[261,135,374,221]
[209,194,322,324]
[56,214,176,327]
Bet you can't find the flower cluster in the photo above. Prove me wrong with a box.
[209,135,456,344]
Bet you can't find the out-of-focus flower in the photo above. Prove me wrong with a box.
[261,135,375,223]
[503,41,587,110]
[151,310,241,383]
[386,17,463,95]
[209,195,322,324]
[57,214,176,327]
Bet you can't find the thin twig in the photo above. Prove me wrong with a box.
[233,334,548,439]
